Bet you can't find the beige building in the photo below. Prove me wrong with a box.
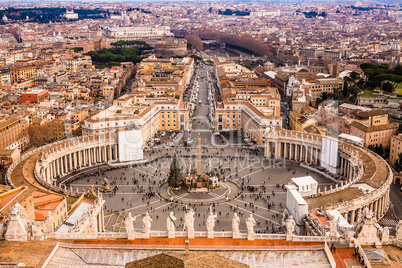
[213,59,281,145]
[82,96,189,145]
[390,134,402,168]
[9,64,37,84]
[305,78,343,100]
[350,121,398,148]
[289,111,316,132]
[0,115,29,150]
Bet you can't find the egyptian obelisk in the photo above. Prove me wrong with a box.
[197,133,202,175]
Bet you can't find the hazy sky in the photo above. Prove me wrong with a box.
[0,0,400,5]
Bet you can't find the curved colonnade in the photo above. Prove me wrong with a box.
[6,134,119,195]
[6,129,393,228]
[264,129,393,225]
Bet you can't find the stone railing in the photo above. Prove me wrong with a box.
[293,236,327,242]
[44,230,325,242]
[356,242,372,268]
[324,241,337,268]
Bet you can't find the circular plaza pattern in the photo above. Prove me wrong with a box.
[158,179,242,205]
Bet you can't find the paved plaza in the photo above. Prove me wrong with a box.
[64,63,336,234]
[66,154,335,233]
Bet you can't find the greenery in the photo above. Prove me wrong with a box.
[187,42,193,50]
[360,63,402,91]
[167,153,183,189]
[0,7,107,23]
[73,47,83,53]
[190,55,202,61]
[206,59,213,64]
[394,153,402,172]
[359,90,376,98]
[302,11,326,18]
[28,121,65,148]
[126,7,151,14]
[86,45,150,65]
[368,144,389,159]
[218,9,250,16]
[111,40,151,48]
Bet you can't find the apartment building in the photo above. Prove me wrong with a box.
[32,191,68,228]
[19,89,49,104]
[214,58,282,145]
[349,110,398,148]
[102,26,174,40]
[305,78,342,100]
[289,111,316,132]
[82,96,189,145]
[0,115,29,150]
[324,49,342,60]
[9,64,37,84]
[390,134,402,169]
[0,68,11,85]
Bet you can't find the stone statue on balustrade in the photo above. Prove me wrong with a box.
[286,215,296,237]
[396,220,402,242]
[183,208,195,239]
[356,207,380,245]
[125,213,136,240]
[167,212,177,238]
[232,213,241,239]
[89,212,98,234]
[4,204,28,241]
[142,212,152,239]
[43,212,55,234]
[329,217,339,238]
[206,210,217,239]
[30,220,44,241]
[381,228,390,244]
[246,214,256,240]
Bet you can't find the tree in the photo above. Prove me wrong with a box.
[382,81,394,93]
[343,79,348,96]
[167,153,183,189]
[395,152,402,172]
[185,35,203,51]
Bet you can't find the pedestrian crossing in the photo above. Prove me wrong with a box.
[379,217,399,227]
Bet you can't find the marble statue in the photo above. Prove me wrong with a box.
[89,213,98,234]
[395,220,402,241]
[356,207,380,245]
[206,211,217,239]
[167,212,177,238]
[246,214,256,240]
[142,212,152,239]
[286,215,296,236]
[232,213,241,239]
[184,209,195,239]
[4,204,28,241]
[381,228,390,244]
[125,213,136,240]
[329,217,339,237]
[30,221,44,241]
[44,212,55,234]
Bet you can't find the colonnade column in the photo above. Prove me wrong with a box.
[284,143,288,159]
[350,210,356,224]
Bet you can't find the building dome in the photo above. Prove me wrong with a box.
[391,43,401,51]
